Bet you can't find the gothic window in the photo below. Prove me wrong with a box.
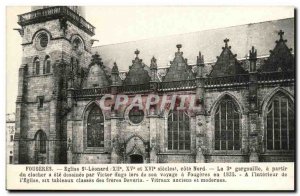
[34,57,40,75]
[129,107,144,124]
[44,55,51,74]
[168,110,190,150]
[73,37,82,51]
[266,92,294,150]
[35,130,47,154]
[87,105,104,147]
[214,95,241,151]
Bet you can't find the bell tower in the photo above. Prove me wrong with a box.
[14,6,95,164]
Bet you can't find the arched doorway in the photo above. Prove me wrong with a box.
[130,154,143,164]
[125,135,148,163]
[34,130,47,164]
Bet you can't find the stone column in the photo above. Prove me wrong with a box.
[149,57,160,163]
[47,88,59,164]
[110,111,122,164]
[149,109,159,163]
[67,138,73,163]
[195,52,206,163]
[14,65,28,164]
[248,46,259,162]
[66,88,74,164]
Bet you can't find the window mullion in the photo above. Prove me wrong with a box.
[279,98,282,150]
[177,111,179,151]
[225,102,228,151]
[233,109,235,150]
[172,113,174,150]
[219,105,221,150]
[287,101,289,150]
[272,102,275,150]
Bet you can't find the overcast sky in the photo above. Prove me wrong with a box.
[6,6,294,114]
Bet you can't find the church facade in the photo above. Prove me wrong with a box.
[13,6,295,164]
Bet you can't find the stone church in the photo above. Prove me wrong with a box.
[13,6,295,164]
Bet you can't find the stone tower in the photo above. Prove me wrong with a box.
[14,6,95,164]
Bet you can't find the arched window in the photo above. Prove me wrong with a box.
[38,32,48,48]
[266,92,294,150]
[34,32,49,50]
[214,95,241,151]
[34,130,47,154]
[73,37,82,51]
[33,57,40,75]
[87,105,104,147]
[168,110,190,150]
[44,55,51,74]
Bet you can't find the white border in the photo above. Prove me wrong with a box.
[2,1,299,195]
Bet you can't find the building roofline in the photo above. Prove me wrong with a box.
[92,17,294,48]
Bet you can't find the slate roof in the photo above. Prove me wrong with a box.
[92,18,294,73]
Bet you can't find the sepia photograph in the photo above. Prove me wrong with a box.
[5,5,296,191]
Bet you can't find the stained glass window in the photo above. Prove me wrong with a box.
[129,107,144,124]
[214,95,241,151]
[168,110,190,150]
[38,32,48,48]
[266,92,294,150]
[87,105,104,147]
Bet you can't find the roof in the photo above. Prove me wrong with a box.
[92,18,294,72]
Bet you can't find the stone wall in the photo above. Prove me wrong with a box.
[15,14,93,164]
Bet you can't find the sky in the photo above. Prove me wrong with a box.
[6,6,294,114]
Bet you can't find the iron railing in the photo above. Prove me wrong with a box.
[204,74,249,88]
[118,83,151,94]
[158,80,196,91]
[73,86,111,98]
[258,71,294,84]
[70,71,294,98]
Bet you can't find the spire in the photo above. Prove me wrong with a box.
[249,46,257,73]
[197,51,204,66]
[249,46,257,61]
[150,56,159,83]
[196,51,205,78]
[111,62,119,74]
[150,56,157,70]
[111,62,122,86]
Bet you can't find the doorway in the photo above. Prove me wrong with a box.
[130,154,143,164]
